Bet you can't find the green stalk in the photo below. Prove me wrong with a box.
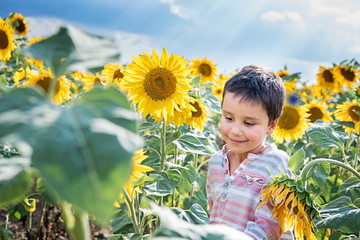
[160,121,167,171]
[27,212,32,231]
[123,187,141,234]
[340,146,349,165]
[301,158,360,181]
[190,153,199,197]
[354,134,360,171]
[60,201,91,240]
[36,199,46,240]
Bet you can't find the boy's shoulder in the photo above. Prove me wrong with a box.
[248,143,292,179]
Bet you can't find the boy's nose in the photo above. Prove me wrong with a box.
[230,123,243,136]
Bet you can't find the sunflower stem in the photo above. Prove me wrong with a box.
[300,158,360,181]
[160,121,167,171]
[340,147,349,166]
[354,134,360,171]
[123,187,141,234]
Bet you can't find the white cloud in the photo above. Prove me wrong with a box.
[159,0,191,19]
[261,11,305,28]
[308,0,360,28]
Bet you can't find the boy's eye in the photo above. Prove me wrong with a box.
[225,116,233,121]
[244,121,254,126]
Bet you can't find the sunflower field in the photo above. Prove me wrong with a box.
[0,13,360,240]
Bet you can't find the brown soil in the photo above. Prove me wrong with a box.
[0,197,112,240]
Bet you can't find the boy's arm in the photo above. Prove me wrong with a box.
[243,202,282,240]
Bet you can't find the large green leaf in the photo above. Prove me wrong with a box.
[151,205,252,240]
[316,196,360,233]
[143,170,181,196]
[303,161,330,194]
[173,133,213,155]
[0,87,143,224]
[288,148,305,173]
[24,25,120,78]
[336,177,360,200]
[307,124,348,149]
[176,164,197,195]
[0,157,31,208]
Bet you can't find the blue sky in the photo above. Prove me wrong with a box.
[2,0,360,84]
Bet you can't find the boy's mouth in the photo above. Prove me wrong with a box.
[229,137,245,144]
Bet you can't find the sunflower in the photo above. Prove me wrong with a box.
[333,65,358,89]
[102,62,126,91]
[26,37,46,45]
[258,175,318,240]
[277,69,297,93]
[304,100,332,123]
[21,68,72,105]
[25,57,43,69]
[123,48,192,121]
[185,97,209,132]
[190,56,218,83]
[81,72,104,92]
[316,66,340,92]
[9,13,28,36]
[13,67,27,86]
[124,148,153,198]
[334,100,360,134]
[272,105,310,143]
[0,18,16,62]
[211,74,230,101]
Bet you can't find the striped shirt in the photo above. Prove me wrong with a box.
[206,143,294,240]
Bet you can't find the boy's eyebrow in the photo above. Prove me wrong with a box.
[222,109,262,120]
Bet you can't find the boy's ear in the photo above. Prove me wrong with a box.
[267,119,279,135]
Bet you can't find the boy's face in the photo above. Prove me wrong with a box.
[220,92,278,161]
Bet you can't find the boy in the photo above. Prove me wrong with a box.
[206,65,294,239]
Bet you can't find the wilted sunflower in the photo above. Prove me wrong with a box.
[333,65,358,89]
[304,100,332,123]
[124,148,153,198]
[334,100,360,134]
[316,66,340,92]
[9,13,28,36]
[190,56,218,83]
[0,18,16,62]
[272,105,310,143]
[259,175,318,240]
[123,48,192,121]
[81,72,104,92]
[20,68,72,105]
[102,62,126,91]
[185,97,209,132]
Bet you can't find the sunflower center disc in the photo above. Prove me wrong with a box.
[323,70,334,83]
[144,67,176,100]
[340,68,355,82]
[308,107,324,123]
[113,70,124,79]
[94,77,102,86]
[199,63,212,77]
[191,101,202,117]
[278,106,300,130]
[16,19,25,33]
[349,105,360,121]
[36,77,59,93]
[0,30,9,49]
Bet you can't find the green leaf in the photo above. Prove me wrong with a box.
[0,158,32,208]
[138,121,161,133]
[336,177,360,200]
[316,196,360,233]
[189,76,201,88]
[0,87,143,225]
[283,72,301,82]
[288,148,305,173]
[131,174,164,188]
[173,133,213,155]
[204,95,221,114]
[8,202,28,220]
[176,165,197,195]
[0,223,13,240]
[24,25,120,78]
[151,205,252,240]
[186,204,209,225]
[304,161,330,193]
[110,209,134,234]
[36,178,57,206]
[307,124,349,149]
[144,170,181,196]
